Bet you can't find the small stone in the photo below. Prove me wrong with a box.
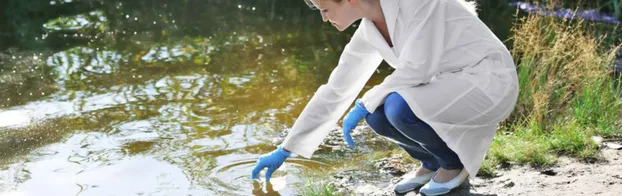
[592,136,603,144]
[503,181,515,188]
[541,169,557,176]
[603,142,622,150]
[374,157,407,177]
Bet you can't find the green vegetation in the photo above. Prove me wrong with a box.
[482,11,622,175]
[296,170,343,196]
[297,182,342,196]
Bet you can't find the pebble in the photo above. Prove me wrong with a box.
[540,169,557,176]
[375,156,407,176]
[603,142,622,150]
[503,181,515,188]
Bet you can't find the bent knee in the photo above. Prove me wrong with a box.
[384,93,417,125]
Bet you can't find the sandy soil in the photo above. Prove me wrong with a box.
[330,146,622,196]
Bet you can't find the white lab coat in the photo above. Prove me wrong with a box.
[281,0,519,178]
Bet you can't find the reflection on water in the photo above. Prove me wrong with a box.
[252,181,281,196]
[0,133,195,195]
[0,0,571,195]
[0,129,329,195]
[0,0,355,195]
[210,159,329,195]
[0,111,31,127]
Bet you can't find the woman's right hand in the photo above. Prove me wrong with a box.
[251,146,291,182]
[342,99,369,147]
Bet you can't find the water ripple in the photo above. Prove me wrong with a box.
[207,158,329,195]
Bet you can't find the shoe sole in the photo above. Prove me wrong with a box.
[394,187,415,194]
[421,190,451,196]
[394,184,424,194]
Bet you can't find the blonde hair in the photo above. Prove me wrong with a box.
[303,0,342,10]
[303,0,478,16]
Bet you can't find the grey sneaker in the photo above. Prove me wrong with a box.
[394,171,435,194]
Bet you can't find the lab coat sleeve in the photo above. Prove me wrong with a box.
[360,0,447,113]
[281,28,384,158]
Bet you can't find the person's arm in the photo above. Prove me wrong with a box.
[281,25,383,158]
[360,0,447,113]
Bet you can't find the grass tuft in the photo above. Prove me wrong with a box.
[484,5,622,173]
[296,169,343,196]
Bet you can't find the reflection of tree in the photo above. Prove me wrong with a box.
[1,2,354,192]
[0,0,349,105]
[0,0,336,51]
[0,0,99,51]
[3,0,617,56]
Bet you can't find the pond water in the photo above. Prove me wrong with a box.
[0,0,601,195]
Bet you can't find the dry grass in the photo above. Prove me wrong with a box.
[482,9,622,176]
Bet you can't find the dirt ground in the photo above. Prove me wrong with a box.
[435,148,622,196]
[320,127,622,196]
[330,147,622,196]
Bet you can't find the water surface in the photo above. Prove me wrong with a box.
[0,1,553,195]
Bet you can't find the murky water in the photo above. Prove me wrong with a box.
[1,0,597,195]
[0,1,376,195]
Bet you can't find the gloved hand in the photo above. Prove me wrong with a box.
[251,145,291,182]
[342,99,369,147]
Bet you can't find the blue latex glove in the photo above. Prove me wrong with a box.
[251,146,291,182]
[342,99,369,147]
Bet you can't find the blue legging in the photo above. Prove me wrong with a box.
[365,92,464,170]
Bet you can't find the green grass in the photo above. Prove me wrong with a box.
[297,183,341,196]
[295,170,343,196]
[481,7,622,176]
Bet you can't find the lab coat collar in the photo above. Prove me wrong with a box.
[362,0,399,64]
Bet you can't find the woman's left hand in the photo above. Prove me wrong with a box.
[342,99,369,147]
